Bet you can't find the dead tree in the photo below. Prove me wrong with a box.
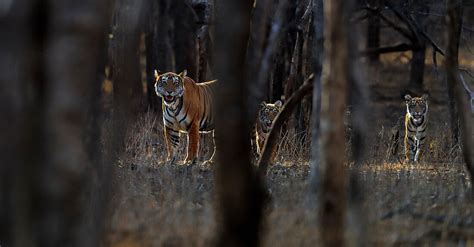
[446,0,474,188]
[214,1,265,246]
[319,0,351,245]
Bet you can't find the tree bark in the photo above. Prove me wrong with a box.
[446,0,474,190]
[319,0,351,245]
[214,1,265,246]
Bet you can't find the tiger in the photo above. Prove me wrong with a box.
[253,100,283,161]
[154,70,216,164]
[404,94,428,163]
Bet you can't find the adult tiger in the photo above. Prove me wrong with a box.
[404,94,428,163]
[253,100,283,161]
[154,70,216,164]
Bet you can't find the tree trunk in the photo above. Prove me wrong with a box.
[144,0,161,111]
[0,0,111,245]
[309,0,324,191]
[446,0,474,191]
[111,0,144,115]
[214,1,265,246]
[409,45,426,91]
[409,2,429,91]
[172,0,199,79]
[319,0,351,245]
[366,0,381,62]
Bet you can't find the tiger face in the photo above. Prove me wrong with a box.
[405,94,428,123]
[154,70,187,105]
[258,100,283,132]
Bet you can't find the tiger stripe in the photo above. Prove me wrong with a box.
[404,94,428,163]
[155,70,216,164]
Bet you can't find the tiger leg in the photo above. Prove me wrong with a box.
[414,138,422,162]
[256,134,264,158]
[207,130,216,162]
[404,135,415,163]
[164,127,180,162]
[185,122,200,164]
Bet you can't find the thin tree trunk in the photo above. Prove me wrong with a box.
[446,0,474,190]
[319,0,351,245]
[214,1,265,246]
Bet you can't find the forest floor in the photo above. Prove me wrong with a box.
[104,56,474,246]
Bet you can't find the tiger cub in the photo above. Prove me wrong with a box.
[154,70,216,164]
[404,94,428,163]
[253,100,283,161]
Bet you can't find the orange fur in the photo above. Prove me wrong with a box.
[155,71,216,164]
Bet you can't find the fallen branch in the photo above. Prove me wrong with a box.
[257,74,314,177]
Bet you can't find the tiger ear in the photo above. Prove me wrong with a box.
[274,100,283,108]
[179,70,187,78]
[422,94,429,100]
[404,94,412,101]
[154,70,159,80]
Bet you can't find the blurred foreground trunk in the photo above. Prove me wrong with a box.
[0,0,111,246]
[214,1,265,246]
[318,0,351,245]
[446,0,474,189]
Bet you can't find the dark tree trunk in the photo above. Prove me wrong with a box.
[319,0,352,245]
[408,2,429,91]
[446,0,474,190]
[144,0,161,111]
[172,0,198,79]
[366,0,381,62]
[409,45,426,91]
[214,1,265,246]
[111,0,144,114]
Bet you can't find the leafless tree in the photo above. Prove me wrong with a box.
[213,1,265,246]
